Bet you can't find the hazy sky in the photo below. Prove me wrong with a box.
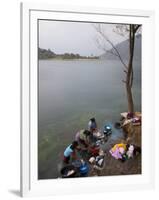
[39,20,126,56]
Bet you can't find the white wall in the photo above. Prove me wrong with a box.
[0,0,158,199]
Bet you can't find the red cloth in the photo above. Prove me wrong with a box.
[89,146,100,156]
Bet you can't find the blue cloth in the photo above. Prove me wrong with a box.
[64,145,73,157]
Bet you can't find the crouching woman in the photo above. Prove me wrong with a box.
[75,130,91,149]
[63,141,79,164]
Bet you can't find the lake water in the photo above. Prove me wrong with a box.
[38,59,141,179]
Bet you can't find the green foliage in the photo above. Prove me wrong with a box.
[38,48,56,59]
[38,48,99,60]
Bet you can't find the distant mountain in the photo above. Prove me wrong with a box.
[100,34,141,61]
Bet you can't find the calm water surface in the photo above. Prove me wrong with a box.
[38,59,141,179]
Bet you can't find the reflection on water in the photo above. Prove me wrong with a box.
[38,59,141,179]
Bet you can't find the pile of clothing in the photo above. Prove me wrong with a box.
[121,112,141,127]
[109,143,137,161]
[89,149,105,170]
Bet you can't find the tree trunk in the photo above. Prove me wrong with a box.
[126,83,134,113]
[126,25,135,113]
[95,24,141,113]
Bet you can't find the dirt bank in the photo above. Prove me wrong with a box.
[90,122,142,177]
[123,123,141,147]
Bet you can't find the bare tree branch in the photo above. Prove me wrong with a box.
[124,70,128,74]
[114,25,129,37]
[107,49,120,57]
[134,25,141,33]
[94,25,128,69]
[93,23,139,113]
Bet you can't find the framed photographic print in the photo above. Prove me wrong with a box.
[21,2,155,197]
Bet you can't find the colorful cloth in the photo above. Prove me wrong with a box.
[64,145,73,157]
[111,143,126,152]
[109,143,126,160]
[109,147,123,159]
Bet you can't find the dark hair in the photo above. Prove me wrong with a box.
[126,144,130,151]
[90,118,96,122]
[83,130,91,136]
[71,141,78,150]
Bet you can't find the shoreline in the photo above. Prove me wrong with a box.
[39,58,100,61]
